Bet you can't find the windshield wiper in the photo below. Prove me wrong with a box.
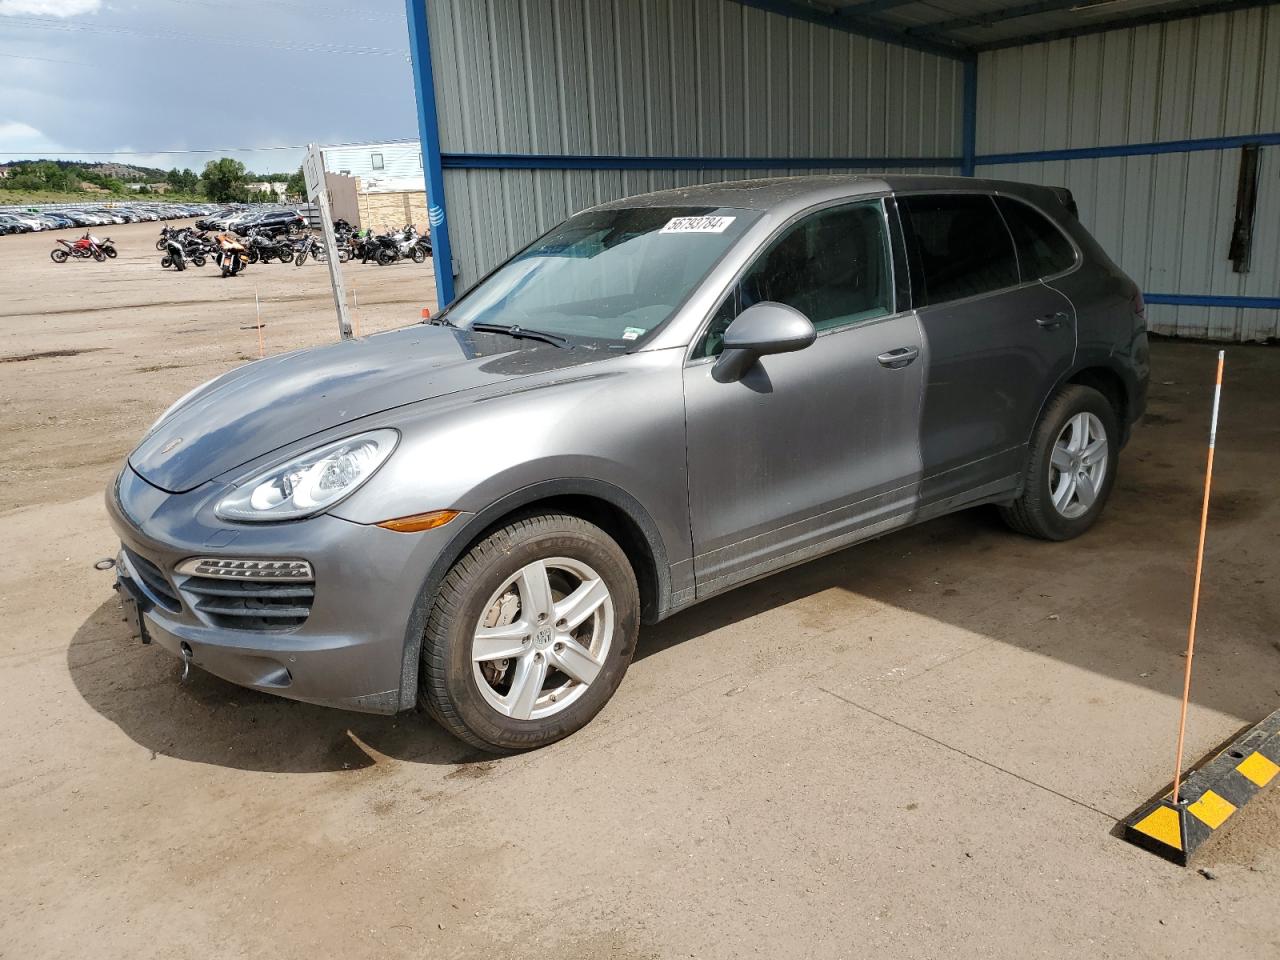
[468,322,568,347]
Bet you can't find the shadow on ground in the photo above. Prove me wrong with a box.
[67,341,1280,776]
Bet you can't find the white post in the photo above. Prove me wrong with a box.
[302,143,353,340]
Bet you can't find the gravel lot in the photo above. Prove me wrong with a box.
[2,219,1279,959]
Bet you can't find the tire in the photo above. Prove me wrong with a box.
[104,247,117,259]
[337,249,351,263]
[279,251,294,263]
[999,384,1119,541]
[295,251,308,266]
[174,256,185,271]
[192,255,206,268]
[420,512,640,753]
[161,256,173,268]
[411,247,426,264]
[50,249,68,264]
[156,240,167,251]
[92,249,106,262]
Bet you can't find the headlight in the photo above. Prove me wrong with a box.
[215,429,398,522]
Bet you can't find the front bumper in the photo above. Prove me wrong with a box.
[106,465,463,714]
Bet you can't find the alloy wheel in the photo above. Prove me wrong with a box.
[471,557,614,721]
[1049,411,1108,519]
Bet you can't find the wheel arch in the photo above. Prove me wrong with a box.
[396,478,672,711]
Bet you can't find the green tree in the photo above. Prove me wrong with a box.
[286,165,307,199]
[166,167,199,194]
[200,157,248,202]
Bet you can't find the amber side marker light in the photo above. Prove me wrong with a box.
[376,509,459,533]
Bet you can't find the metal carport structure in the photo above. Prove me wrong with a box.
[404,0,1280,340]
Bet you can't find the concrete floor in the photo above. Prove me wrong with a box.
[2,222,1279,959]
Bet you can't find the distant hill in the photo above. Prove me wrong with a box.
[0,159,170,182]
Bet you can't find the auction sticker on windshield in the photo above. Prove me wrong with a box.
[660,215,736,234]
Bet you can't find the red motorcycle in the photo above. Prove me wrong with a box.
[50,233,106,263]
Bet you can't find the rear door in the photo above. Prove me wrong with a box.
[683,199,925,595]
[897,192,1075,505]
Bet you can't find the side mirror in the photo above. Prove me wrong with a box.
[711,302,816,383]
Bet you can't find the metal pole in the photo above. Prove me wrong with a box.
[303,142,353,340]
[1171,349,1225,805]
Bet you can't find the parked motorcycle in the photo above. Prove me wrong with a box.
[160,236,206,271]
[93,235,118,259]
[294,233,351,266]
[50,233,106,263]
[245,230,295,264]
[215,233,248,277]
[375,226,427,266]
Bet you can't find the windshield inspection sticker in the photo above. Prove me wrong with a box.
[621,327,646,341]
[660,215,736,234]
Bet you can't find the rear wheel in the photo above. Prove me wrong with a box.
[1000,384,1119,541]
[420,513,640,752]
[191,255,206,268]
[161,255,173,268]
[50,249,68,264]
[104,246,117,259]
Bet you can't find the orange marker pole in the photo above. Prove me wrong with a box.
[255,289,265,359]
[1171,349,1225,806]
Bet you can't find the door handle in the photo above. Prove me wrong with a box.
[1035,311,1069,329]
[877,346,919,369]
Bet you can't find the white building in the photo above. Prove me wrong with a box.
[319,140,425,194]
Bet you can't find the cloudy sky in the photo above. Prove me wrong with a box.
[0,0,417,173]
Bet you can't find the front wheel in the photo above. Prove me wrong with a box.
[411,247,426,264]
[51,249,68,263]
[161,255,173,268]
[92,249,106,262]
[377,250,395,266]
[420,513,640,753]
[999,384,1119,541]
[191,255,206,268]
[295,251,308,266]
[104,246,117,259]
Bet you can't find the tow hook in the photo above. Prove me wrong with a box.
[179,642,194,683]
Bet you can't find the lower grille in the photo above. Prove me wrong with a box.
[123,547,181,612]
[181,575,315,631]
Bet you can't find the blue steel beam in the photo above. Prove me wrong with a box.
[728,0,973,61]
[907,0,1085,37]
[974,0,1280,51]
[440,153,962,171]
[404,0,455,307]
[975,131,1280,165]
[961,60,977,176]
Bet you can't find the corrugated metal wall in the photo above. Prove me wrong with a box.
[975,7,1280,341]
[426,0,964,290]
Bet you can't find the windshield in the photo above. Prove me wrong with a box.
[443,205,758,346]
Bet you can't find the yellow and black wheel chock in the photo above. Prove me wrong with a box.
[1123,708,1280,865]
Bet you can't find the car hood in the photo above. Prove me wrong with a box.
[130,324,609,493]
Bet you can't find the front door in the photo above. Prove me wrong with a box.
[682,199,925,596]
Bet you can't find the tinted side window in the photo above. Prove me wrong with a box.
[995,196,1077,279]
[694,200,892,357]
[900,194,1019,306]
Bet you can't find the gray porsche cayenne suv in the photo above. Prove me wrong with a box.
[109,175,1149,752]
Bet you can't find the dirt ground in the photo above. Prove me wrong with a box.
[2,219,1279,960]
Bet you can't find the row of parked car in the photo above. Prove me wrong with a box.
[0,202,293,237]
[195,207,308,236]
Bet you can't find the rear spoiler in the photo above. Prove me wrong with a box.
[1050,187,1079,220]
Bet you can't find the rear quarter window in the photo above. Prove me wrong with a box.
[995,196,1077,280]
